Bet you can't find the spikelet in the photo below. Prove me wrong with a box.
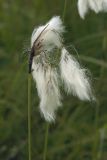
[31,16,95,122]
[31,16,64,122]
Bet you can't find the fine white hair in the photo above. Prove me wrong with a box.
[31,16,95,122]
[31,16,64,51]
[77,0,89,19]
[32,56,61,122]
[60,47,94,101]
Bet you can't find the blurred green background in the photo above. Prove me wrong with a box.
[0,0,107,160]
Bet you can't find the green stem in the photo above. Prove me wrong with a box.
[43,123,49,160]
[28,74,32,160]
[62,0,67,22]
[92,33,107,160]
[92,103,100,160]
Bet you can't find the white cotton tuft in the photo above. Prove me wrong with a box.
[88,0,103,13]
[77,0,89,19]
[77,0,107,19]
[60,47,94,101]
[101,0,107,11]
[32,57,61,122]
[31,16,64,50]
[31,26,45,47]
[30,16,95,122]
[47,16,65,33]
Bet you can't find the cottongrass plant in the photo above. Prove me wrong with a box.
[29,16,95,122]
[77,0,107,19]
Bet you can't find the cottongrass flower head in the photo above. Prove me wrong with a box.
[77,0,107,19]
[29,16,95,122]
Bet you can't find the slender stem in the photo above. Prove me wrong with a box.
[28,74,32,160]
[92,32,107,160]
[62,0,67,22]
[43,123,49,160]
[92,103,100,160]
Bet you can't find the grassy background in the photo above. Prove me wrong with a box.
[0,0,107,160]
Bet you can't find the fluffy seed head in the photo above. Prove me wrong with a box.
[31,16,95,122]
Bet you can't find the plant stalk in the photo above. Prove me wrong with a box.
[28,74,32,160]
[43,123,49,160]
